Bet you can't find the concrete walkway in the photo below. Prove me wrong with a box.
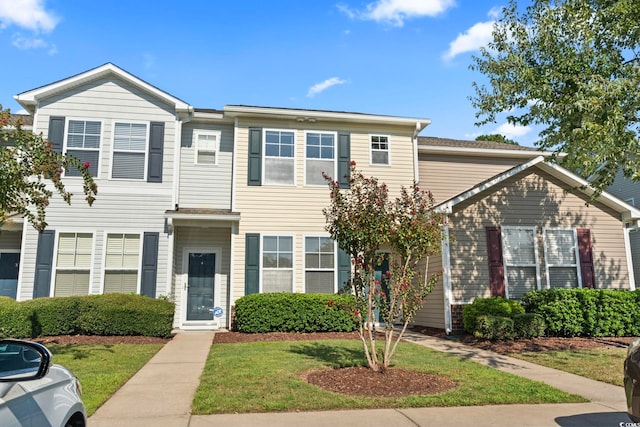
[89,330,632,427]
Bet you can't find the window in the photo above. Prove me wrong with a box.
[264,130,295,185]
[370,135,389,165]
[305,237,335,293]
[262,236,293,292]
[195,130,220,165]
[104,234,140,294]
[305,132,335,185]
[501,227,539,299]
[112,122,148,179]
[544,228,580,288]
[54,233,92,297]
[65,120,101,177]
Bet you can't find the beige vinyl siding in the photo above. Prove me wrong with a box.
[179,122,234,209]
[448,167,631,303]
[418,153,526,203]
[172,226,232,328]
[0,231,22,250]
[232,119,417,303]
[413,253,445,328]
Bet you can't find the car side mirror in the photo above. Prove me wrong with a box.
[0,339,52,382]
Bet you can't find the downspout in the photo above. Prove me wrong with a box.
[623,224,636,290]
[412,122,421,184]
[442,222,453,334]
[228,117,240,328]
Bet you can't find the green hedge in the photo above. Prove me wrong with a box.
[234,293,358,333]
[0,294,174,338]
[474,315,515,340]
[462,297,525,334]
[522,288,640,337]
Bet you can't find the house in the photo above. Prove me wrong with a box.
[414,137,640,332]
[1,63,639,333]
[607,172,640,288]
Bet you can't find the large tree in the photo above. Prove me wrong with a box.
[0,107,97,232]
[470,0,640,194]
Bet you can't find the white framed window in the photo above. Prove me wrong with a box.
[501,226,540,299]
[370,135,390,165]
[65,119,101,177]
[54,233,93,297]
[263,129,295,185]
[543,228,581,289]
[305,131,336,186]
[111,122,148,180]
[104,233,141,294]
[194,130,221,165]
[262,235,293,292]
[304,236,335,293]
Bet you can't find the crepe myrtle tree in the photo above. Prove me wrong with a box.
[0,107,98,232]
[323,162,444,372]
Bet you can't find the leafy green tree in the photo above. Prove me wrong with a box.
[0,107,97,232]
[323,163,444,371]
[470,0,640,194]
[475,134,519,145]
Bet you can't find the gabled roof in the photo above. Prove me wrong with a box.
[418,136,556,159]
[15,63,193,117]
[436,156,640,225]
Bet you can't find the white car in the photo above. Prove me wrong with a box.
[0,339,86,427]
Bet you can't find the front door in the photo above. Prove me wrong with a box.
[186,252,216,322]
[0,252,20,299]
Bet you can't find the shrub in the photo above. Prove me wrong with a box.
[234,293,357,333]
[22,297,83,337]
[513,313,546,339]
[0,297,31,338]
[522,288,639,337]
[474,315,515,340]
[462,297,525,334]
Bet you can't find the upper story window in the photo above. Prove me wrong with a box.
[264,130,295,185]
[501,227,539,299]
[65,120,101,177]
[112,122,148,180]
[195,130,221,165]
[370,135,389,165]
[54,232,93,297]
[543,228,580,289]
[262,235,293,292]
[305,132,335,186]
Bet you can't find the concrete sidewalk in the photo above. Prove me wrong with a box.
[89,330,632,426]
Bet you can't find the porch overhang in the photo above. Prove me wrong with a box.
[164,208,240,232]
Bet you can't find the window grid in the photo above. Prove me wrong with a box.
[195,130,220,165]
[262,236,294,293]
[263,129,295,185]
[370,135,389,165]
[543,228,581,289]
[305,131,336,186]
[501,226,539,299]
[65,120,101,177]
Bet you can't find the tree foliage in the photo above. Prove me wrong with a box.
[0,107,98,232]
[475,134,519,145]
[323,163,444,371]
[470,0,640,194]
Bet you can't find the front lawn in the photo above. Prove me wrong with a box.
[49,343,164,416]
[508,347,627,386]
[192,339,585,414]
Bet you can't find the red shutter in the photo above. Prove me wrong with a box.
[486,226,505,297]
[577,228,595,288]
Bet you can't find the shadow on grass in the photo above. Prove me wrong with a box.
[48,344,116,360]
[289,342,367,368]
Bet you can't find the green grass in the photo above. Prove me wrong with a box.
[508,348,627,386]
[192,339,586,414]
[48,344,163,416]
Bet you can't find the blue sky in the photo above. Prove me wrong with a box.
[0,0,538,146]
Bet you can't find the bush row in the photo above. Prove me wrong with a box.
[0,294,174,338]
[233,293,358,333]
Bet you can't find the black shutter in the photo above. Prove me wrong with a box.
[245,233,260,294]
[577,228,595,288]
[486,226,505,297]
[337,248,351,292]
[337,132,351,188]
[48,117,65,153]
[147,122,164,183]
[248,128,262,186]
[140,232,159,297]
[33,230,55,298]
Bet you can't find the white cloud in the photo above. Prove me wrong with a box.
[338,0,456,27]
[11,32,55,54]
[443,20,494,60]
[495,122,532,139]
[307,77,347,97]
[0,0,58,33]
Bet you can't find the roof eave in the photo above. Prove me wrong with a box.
[418,145,555,158]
